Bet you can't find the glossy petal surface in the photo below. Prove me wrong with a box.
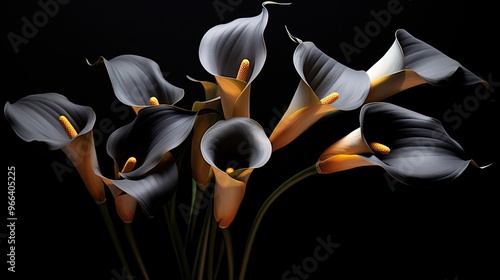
[201,117,272,227]
[4,92,95,150]
[360,102,471,186]
[366,29,488,102]
[95,54,184,113]
[107,105,197,178]
[95,153,178,217]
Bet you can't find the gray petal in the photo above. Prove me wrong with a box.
[397,29,486,87]
[107,105,197,178]
[360,102,470,186]
[99,54,184,106]
[4,92,95,150]
[199,4,271,83]
[201,117,272,171]
[294,42,371,110]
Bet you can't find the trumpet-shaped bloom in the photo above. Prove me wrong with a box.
[97,105,200,221]
[316,102,476,186]
[199,1,290,119]
[95,152,178,222]
[366,29,489,102]
[201,117,272,228]
[106,105,198,179]
[88,54,184,114]
[4,92,105,203]
[269,28,488,152]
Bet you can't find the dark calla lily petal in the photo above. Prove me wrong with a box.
[201,117,272,172]
[268,31,371,152]
[359,102,471,186]
[201,117,272,228]
[5,92,105,203]
[271,28,489,152]
[89,54,184,113]
[107,105,197,178]
[317,102,473,186]
[4,92,95,150]
[366,29,488,102]
[199,2,288,83]
[397,29,486,85]
[95,152,178,218]
[293,41,371,110]
[199,1,290,119]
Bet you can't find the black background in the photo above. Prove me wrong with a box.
[2,0,499,279]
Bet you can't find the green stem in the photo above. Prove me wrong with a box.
[186,181,205,246]
[123,222,149,280]
[213,239,225,279]
[164,199,192,280]
[164,205,183,278]
[207,214,218,280]
[238,164,318,280]
[97,202,133,277]
[221,228,234,280]
[194,198,213,280]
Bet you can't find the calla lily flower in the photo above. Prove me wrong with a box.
[97,105,200,221]
[316,102,481,186]
[4,92,105,203]
[365,29,489,102]
[106,105,198,179]
[201,117,272,228]
[87,54,184,114]
[199,1,290,119]
[269,28,488,152]
[188,76,224,191]
[95,152,178,222]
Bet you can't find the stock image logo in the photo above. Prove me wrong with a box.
[7,0,71,54]
[213,0,244,21]
[443,73,498,130]
[339,0,409,64]
[282,234,340,280]
[110,267,135,280]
